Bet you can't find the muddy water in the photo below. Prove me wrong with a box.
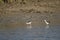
[0,25,60,40]
[0,12,60,40]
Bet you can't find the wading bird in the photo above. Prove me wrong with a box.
[26,21,32,29]
[44,20,49,28]
[44,20,49,25]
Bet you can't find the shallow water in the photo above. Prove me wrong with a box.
[0,26,60,40]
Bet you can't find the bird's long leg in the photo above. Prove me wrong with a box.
[27,24,32,29]
[46,24,49,29]
[30,24,32,28]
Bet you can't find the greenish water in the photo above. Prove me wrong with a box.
[0,26,60,40]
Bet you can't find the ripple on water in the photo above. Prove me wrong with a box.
[0,26,60,40]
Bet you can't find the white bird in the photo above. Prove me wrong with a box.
[44,20,49,25]
[26,21,32,28]
[26,22,32,24]
[44,20,49,29]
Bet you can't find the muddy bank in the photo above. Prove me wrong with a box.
[0,0,60,28]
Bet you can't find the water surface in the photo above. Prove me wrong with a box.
[0,26,60,40]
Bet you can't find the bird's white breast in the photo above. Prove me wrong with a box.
[44,20,49,24]
[26,22,32,24]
